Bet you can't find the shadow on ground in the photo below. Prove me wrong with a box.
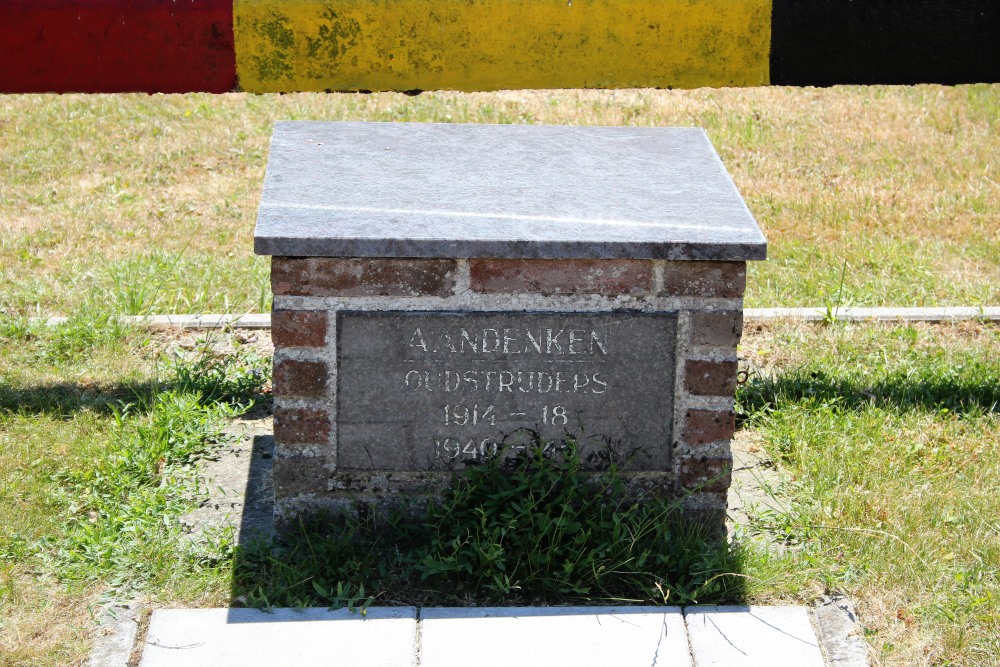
[739,367,999,417]
[0,380,166,416]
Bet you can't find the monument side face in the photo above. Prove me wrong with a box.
[255,123,766,530]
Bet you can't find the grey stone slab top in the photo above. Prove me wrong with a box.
[254,122,767,261]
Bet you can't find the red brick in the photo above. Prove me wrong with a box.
[273,406,331,444]
[272,310,328,348]
[689,310,743,347]
[470,259,653,295]
[273,360,328,397]
[679,455,733,492]
[684,359,739,396]
[272,257,457,297]
[683,409,736,445]
[659,261,746,298]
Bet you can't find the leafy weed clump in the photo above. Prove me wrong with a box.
[413,445,743,604]
[237,443,746,609]
[42,392,236,588]
[28,338,272,595]
[42,309,131,364]
[162,334,270,408]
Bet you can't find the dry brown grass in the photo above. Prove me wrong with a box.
[0,569,93,667]
[741,318,998,377]
[1,85,997,315]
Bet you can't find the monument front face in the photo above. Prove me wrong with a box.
[337,311,677,471]
[254,122,767,528]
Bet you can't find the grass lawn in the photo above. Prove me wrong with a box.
[738,321,999,666]
[1,86,998,665]
[1,85,998,317]
[0,318,996,666]
[0,318,270,666]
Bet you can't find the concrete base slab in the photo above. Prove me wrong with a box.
[87,603,142,667]
[686,605,825,667]
[179,421,274,544]
[420,607,690,667]
[726,429,789,540]
[745,306,1000,322]
[139,607,417,667]
[811,595,870,666]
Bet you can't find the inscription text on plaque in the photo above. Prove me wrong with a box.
[336,311,677,471]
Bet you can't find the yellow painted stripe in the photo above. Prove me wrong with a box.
[234,0,771,93]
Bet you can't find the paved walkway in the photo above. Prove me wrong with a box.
[127,604,866,667]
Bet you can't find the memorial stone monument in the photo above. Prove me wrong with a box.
[254,121,766,528]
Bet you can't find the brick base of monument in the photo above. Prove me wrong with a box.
[268,256,745,531]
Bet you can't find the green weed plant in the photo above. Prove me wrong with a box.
[40,391,236,589]
[236,443,746,609]
[162,334,270,408]
[43,309,131,364]
[2,327,271,597]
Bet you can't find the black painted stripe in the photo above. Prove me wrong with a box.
[771,0,1000,86]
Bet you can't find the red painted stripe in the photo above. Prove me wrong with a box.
[0,0,236,94]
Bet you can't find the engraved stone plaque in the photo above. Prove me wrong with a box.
[337,311,677,471]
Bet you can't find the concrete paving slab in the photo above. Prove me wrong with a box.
[179,423,274,544]
[420,606,691,667]
[139,607,417,667]
[686,606,825,667]
[811,596,869,666]
[88,603,141,667]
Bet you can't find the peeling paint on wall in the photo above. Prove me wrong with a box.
[233,0,772,92]
[0,0,236,94]
[5,0,992,94]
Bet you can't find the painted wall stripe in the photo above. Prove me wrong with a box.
[1,1,996,94]
[771,0,1000,86]
[0,0,236,94]
[233,0,771,93]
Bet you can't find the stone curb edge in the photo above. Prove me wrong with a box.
[33,307,1000,331]
[745,306,1000,322]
